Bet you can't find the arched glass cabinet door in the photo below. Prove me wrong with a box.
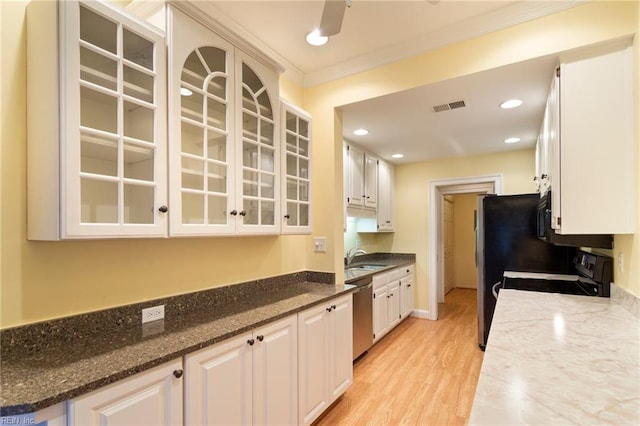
[168,6,236,236]
[237,56,280,233]
[179,46,231,227]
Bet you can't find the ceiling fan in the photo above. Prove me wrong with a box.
[318,0,351,37]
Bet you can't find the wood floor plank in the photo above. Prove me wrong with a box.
[315,288,482,426]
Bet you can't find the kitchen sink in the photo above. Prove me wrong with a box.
[346,264,387,271]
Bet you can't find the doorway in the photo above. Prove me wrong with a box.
[428,176,502,320]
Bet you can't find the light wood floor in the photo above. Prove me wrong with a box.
[315,288,483,426]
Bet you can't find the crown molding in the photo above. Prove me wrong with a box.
[301,0,585,87]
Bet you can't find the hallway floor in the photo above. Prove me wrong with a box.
[315,288,483,426]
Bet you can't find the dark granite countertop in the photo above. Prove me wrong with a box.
[0,276,355,416]
[344,253,416,283]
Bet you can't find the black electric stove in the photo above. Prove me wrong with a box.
[502,250,613,298]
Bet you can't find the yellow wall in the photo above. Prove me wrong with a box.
[303,0,639,311]
[452,194,478,289]
[2,1,638,328]
[0,0,312,328]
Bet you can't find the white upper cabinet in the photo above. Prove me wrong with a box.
[27,0,167,240]
[377,159,394,231]
[549,40,635,235]
[168,7,280,236]
[345,143,366,207]
[281,101,312,234]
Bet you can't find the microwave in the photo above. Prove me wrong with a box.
[537,191,613,249]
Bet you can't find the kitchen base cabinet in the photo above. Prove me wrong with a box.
[298,294,353,426]
[399,265,415,319]
[184,315,298,426]
[373,264,415,342]
[68,359,183,426]
[373,271,399,343]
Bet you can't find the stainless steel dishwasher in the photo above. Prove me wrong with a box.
[351,275,373,361]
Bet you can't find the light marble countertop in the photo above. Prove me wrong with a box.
[469,289,640,425]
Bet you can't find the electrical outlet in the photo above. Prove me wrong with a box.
[618,253,624,273]
[313,237,327,253]
[142,305,165,324]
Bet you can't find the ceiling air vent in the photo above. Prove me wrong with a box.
[432,99,466,112]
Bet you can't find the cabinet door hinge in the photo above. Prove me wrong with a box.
[373,293,376,299]
[376,160,379,165]
[557,217,561,226]
[556,67,560,78]
[347,197,350,202]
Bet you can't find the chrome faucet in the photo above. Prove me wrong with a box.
[346,248,367,267]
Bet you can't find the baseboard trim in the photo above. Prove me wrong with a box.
[411,309,433,320]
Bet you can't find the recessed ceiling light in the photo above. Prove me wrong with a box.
[180,87,193,97]
[391,153,404,159]
[500,99,523,109]
[306,30,328,46]
[504,137,521,144]
[353,128,369,136]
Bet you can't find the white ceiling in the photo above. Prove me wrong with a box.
[203,0,583,164]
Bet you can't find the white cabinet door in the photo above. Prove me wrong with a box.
[69,360,183,426]
[364,154,378,208]
[281,101,312,234]
[387,280,401,329]
[168,7,281,236]
[373,283,389,342]
[400,265,415,319]
[168,6,236,236]
[298,304,330,426]
[346,144,365,207]
[234,50,281,235]
[328,294,353,401]
[27,0,167,240]
[552,41,634,234]
[253,316,298,426]
[377,160,394,231]
[185,332,253,426]
[298,294,353,426]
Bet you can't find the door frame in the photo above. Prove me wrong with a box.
[428,175,502,320]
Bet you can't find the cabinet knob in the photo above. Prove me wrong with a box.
[541,174,548,179]
[256,335,264,342]
[408,284,412,288]
[284,214,290,219]
[173,369,183,379]
[158,205,168,213]
[533,176,539,182]
[239,210,247,216]
[247,339,255,346]
[326,306,333,312]
[230,210,238,216]
[332,304,337,310]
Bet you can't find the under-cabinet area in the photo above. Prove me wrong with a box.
[26,0,312,240]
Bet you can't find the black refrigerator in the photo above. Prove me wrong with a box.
[476,193,574,350]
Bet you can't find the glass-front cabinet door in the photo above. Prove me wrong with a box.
[236,54,280,234]
[169,7,280,236]
[168,7,236,235]
[281,102,312,234]
[27,0,167,239]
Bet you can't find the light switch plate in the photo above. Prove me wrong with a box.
[313,237,327,253]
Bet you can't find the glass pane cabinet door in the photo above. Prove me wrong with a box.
[237,59,280,233]
[59,1,167,238]
[168,7,235,235]
[281,102,312,234]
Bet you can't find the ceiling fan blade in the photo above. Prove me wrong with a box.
[319,0,347,36]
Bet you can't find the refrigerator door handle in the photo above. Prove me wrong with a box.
[491,281,503,300]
